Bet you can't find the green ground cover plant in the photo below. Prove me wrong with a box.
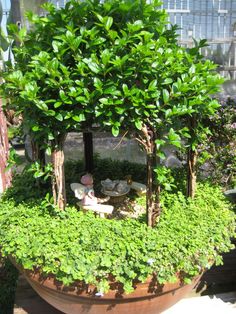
[0,183,234,294]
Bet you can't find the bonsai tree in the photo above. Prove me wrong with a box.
[2,0,223,222]
[0,0,235,303]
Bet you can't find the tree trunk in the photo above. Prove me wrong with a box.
[51,135,66,210]
[83,132,94,173]
[187,148,197,198]
[31,140,45,166]
[146,139,161,227]
[138,125,162,227]
[187,116,197,198]
[152,138,162,226]
[0,99,11,194]
[146,154,162,227]
[146,153,154,227]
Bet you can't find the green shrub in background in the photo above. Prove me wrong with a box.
[205,97,236,188]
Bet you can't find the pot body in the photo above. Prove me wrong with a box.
[18,266,200,314]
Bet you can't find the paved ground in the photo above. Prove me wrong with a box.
[163,292,236,314]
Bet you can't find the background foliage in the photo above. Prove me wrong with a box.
[204,96,236,188]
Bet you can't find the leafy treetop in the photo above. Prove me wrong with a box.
[3,0,223,144]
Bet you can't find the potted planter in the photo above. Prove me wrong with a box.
[224,189,236,203]
[1,0,235,313]
[15,264,201,314]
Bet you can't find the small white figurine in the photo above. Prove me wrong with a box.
[71,173,113,218]
[80,173,98,206]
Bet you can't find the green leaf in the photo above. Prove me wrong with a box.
[163,89,169,103]
[32,126,39,132]
[55,113,63,121]
[87,62,100,74]
[48,133,54,140]
[122,84,129,96]
[112,126,119,137]
[46,110,56,116]
[157,151,166,159]
[35,101,48,111]
[59,90,67,102]
[105,17,113,31]
[101,49,112,66]
[52,41,60,53]
[34,171,44,178]
[148,80,157,91]
[96,13,104,23]
[189,65,196,74]
[135,120,142,130]
[72,114,86,122]
[162,78,173,85]
[99,98,109,105]
[168,128,181,148]
[46,147,52,156]
[155,139,165,150]
[54,102,62,108]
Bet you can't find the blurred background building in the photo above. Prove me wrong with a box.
[161,0,236,84]
[1,0,236,93]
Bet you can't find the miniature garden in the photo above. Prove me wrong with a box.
[0,0,236,313]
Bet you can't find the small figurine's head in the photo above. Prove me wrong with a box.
[81,173,93,186]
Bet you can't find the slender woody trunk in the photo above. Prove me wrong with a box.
[187,116,197,198]
[187,148,197,198]
[25,136,45,166]
[83,132,94,173]
[146,153,154,227]
[153,149,161,226]
[0,99,11,193]
[139,125,161,227]
[51,135,67,210]
[31,140,46,190]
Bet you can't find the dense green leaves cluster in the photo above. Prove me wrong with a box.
[3,0,168,141]
[0,183,235,293]
[2,0,223,143]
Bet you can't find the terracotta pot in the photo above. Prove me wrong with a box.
[13,260,201,314]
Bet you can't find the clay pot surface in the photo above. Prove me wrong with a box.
[13,260,201,314]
